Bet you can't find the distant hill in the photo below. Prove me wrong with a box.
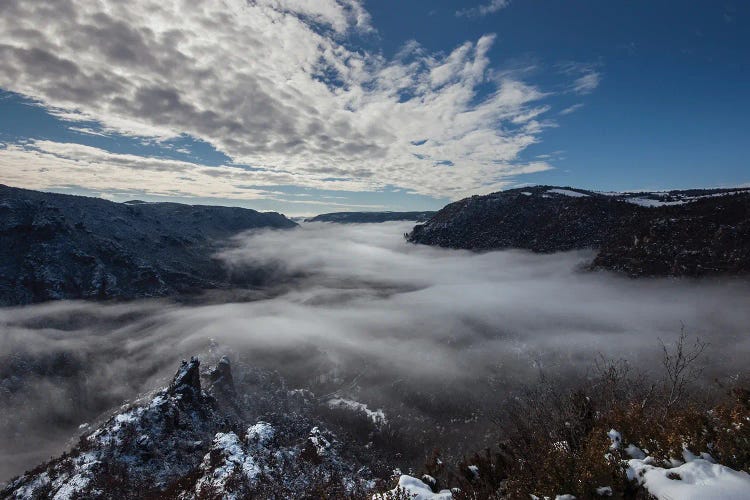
[407,185,750,277]
[306,211,435,223]
[0,185,297,305]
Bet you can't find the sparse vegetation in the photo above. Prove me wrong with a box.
[392,333,750,499]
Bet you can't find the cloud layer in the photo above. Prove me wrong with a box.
[0,0,568,199]
[1,222,748,480]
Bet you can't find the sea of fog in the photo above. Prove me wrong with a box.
[1,221,749,481]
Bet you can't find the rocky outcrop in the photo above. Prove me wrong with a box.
[207,355,236,398]
[0,184,298,305]
[1,357,379,499]
[407,186,750,277]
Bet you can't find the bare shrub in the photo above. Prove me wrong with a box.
[658,325,708,416]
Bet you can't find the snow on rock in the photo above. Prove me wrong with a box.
[595,486,613,496]
[627,455,750,500]
[193,432,261,499]
[374,475,453,500]
[308,426,333,457]
[245,421,275,447]
[48,453,99,500]
[2,357,377,498]
[8,472,51,500]
[169,356,202,398]
[607,429,621,450]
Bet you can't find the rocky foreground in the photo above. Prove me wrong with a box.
[407,186,750,277]
[0,185,297,305]
[4,356,749,500]
[1,357,385,499]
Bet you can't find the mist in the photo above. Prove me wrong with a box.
[2,221,749,482]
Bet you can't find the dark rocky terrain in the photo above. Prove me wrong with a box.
[0,185,297,305]
[594,193,750,276]
[0,357,387,499]
[307,211,435,223]
[407,185,750,277]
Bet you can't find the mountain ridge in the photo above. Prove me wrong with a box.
[407,185,750,277]
[0,184,297,305]
[306,211,436,223]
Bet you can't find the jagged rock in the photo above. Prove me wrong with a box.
[207,355,235,397]
[169,357,202,399]
[0,358,379,499]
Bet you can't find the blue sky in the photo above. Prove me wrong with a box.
[0,0,747,215]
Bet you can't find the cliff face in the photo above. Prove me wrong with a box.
[0,185,297,305]
[407,186,750,277]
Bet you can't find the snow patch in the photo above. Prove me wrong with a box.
[625,444,646,459]
[547,188,589,198]
[374,475,453,499]
[607,429,621,450]
[627,456,750,499]
[625,198,686,207]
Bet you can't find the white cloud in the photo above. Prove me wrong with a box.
[0,140,300,199]
[0,0,574,200]
[457,0,511,18]
[572,71,601,94]
[558,62,602,95]
[560,103,584,115]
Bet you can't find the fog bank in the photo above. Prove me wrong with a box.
[1,222,749,481]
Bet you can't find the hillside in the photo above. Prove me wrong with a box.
[0,185,297,305]
[307,211,436,224]
[407,186,750,277]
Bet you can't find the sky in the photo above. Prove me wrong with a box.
[0,0,747,216]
